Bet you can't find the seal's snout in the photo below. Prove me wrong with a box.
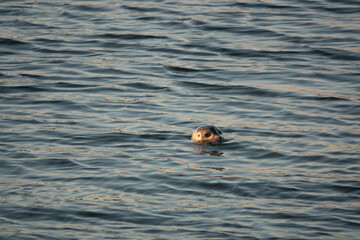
[213,134,225,144]
[217,135,225,143]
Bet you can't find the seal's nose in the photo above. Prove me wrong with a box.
[217,135,225,143]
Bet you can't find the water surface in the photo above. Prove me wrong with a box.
[0,0,359,239]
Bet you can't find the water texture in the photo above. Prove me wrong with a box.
[0,0,359,239]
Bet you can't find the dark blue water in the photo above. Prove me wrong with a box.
[1,0,359,239]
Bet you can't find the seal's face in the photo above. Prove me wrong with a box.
[191,125,225,144]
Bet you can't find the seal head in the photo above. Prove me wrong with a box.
[191,125,225,144]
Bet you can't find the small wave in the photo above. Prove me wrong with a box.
[25,158,81,170]
[0,85,48,94]
[65,4,112,13]
[95,33,168,40]
[166,65,201,73]
[0,38,29,46]
[179,81,282,98]
[311,47,360,61]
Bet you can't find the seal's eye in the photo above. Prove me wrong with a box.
[198,134,201,138]
[218,130,222,134]
[204,132,210,138]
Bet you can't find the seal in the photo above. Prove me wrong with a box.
[191,125,225,144]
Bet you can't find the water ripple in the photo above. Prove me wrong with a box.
[0,0,359,239]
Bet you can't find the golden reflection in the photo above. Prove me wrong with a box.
[251,166,360,182]
[193,145,223,156]
[256,84,357,101]
[314,18,360,32]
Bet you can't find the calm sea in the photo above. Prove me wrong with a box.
[0,0,359,239]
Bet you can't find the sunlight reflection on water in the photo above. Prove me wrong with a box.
[0,0,359,239]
